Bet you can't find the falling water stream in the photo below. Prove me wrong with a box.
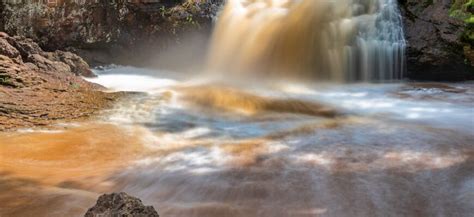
[1,1,473,217]
[207,0,406,81]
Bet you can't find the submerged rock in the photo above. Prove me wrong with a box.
[85,192,159,217]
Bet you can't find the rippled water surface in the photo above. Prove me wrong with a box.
[1,66,473,217]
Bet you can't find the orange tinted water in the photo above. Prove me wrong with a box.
[1,82,473,217]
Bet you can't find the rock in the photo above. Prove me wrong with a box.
[0,55,29,88]
[27,53,71,75]
[0,32,120,131]
[7,36,44,59]
[50,51,95,77]
[85,192,159,217]
[0,38,20,59]
[0,32,95,77]
[0,32,9,38]
[399,0,474,81]
[0,0,224,67]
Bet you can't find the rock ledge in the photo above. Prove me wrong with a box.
[0,32,121,131]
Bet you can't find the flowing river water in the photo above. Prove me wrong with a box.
[1,0,474,216]
[0,66,473,217]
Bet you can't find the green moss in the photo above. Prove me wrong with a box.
[451,0,474,45]
[0,76,16,88]
[450,0,473,20]
[466,16,474,23]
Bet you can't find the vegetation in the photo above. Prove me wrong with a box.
[0,74,15,87]
[451,0,473,44]
[450,0,473,21]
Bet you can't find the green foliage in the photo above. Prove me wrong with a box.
[450,0,473,21]
[467,16,474,24]
[0,76,15,87]
[160,6,166,17]
[451,0,474,45]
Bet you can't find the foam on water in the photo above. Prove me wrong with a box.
[85,67,474,216]
[85,66,474,137]
[278,82,474,132]
[87,66,179,92]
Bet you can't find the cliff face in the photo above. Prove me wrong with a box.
[0,0,222,67]
[399,0,474,81]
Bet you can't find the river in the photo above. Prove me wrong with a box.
[1,65,473,217]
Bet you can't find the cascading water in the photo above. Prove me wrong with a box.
[207,0,406,81]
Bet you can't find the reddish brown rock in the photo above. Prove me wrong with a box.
[0,38,20,59]
[0,32,121,131]
[50,51,95,77]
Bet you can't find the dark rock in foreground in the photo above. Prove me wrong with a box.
[85,192,159,217]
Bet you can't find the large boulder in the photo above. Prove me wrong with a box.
[399,0,474,81]
[85,192,159,217]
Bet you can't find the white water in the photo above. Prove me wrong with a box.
[2,66,473,217]
[84,66,474,217]
[88,66,474,133]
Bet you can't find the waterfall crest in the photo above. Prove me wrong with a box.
[207,0,406,81]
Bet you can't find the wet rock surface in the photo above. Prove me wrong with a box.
[0,32,122,131]
[85,192,159,217]
[399,0,474,81]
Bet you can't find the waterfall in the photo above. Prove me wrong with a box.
[206,0,406,82]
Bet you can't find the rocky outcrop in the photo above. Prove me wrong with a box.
[399,0,474,81]
[0,32,121,131]
[1,33,94,77]
[0,0,223,67]
[85,192,159,217]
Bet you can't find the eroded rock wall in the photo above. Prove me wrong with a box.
[399,0,474,80]
[0,0,222,66]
